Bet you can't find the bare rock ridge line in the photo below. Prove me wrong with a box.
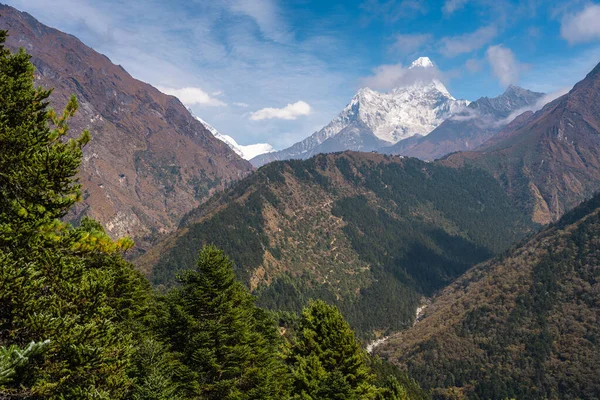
[0,4,253,245]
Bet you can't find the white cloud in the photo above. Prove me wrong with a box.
[442,0,469,15]
[157,86,227,107]
[561,4,600,44]
[486,45,521,86]
[7,0,355,149]
[498,87,571,125]
[465,58,483,72]
[233,102,250,108]
[360,62,443,91]
[227,0,292,43]
[449,108,481,122]
[250,101,311,120]
[390,33,432,54]
[439,25,497,57]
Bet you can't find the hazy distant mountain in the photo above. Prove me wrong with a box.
[195,116,275,160]
[251,57,468,167]
[385,85,545,160]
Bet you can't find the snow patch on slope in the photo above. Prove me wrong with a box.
[196,117,275,160]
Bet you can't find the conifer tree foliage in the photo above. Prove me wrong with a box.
[0,340,49,386]
[288,300,380,399]
[158,245,290,399]
[0,29,90,251]
[0,29,147,399]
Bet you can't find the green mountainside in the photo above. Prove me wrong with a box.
[377,192,600,399]
[138,152,535,335]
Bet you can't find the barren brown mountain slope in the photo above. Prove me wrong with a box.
[0,5,252,244]
[440,62,600,225]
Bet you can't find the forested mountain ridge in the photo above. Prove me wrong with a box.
[0,4,253,245]
[440,61,600,225]
[138,151,535,335]
[377,192,600,399]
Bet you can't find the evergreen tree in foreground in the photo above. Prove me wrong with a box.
[159,245,290,399]
[288,300,381,399]
[0,29,147,399]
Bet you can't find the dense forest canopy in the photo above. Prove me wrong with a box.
[377,193,600,399]
[144,146,535,337]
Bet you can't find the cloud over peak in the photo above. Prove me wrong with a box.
[486,45,521,86]
[157,86,227,107]
[561,4,600,45]
[360,60,443,91]
[250,101,311,120]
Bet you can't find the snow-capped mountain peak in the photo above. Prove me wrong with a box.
[409,56,434,69]
[251,57,469,166]
[335,57,468,143]
[195,116,275,161]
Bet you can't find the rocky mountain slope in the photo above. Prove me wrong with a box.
[137,151,534,335]
[385,85,544,161]
[251,57,468,167]
[195,116,275,160]
[377,192,600,400]
[0,4,253,243]
[441,61,600,225]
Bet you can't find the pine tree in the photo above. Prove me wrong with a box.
[288,300,380,399]
[130,337,183,400]
[160,245,290,399]
[0,29,147,399]
[0,29,89,252]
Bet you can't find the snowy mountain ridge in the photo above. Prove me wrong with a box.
[195,116,275,161]
[251,57,469,167]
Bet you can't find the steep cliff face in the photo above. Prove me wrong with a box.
[0,5,253,243]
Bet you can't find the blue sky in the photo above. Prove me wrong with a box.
[5,0,600,149]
